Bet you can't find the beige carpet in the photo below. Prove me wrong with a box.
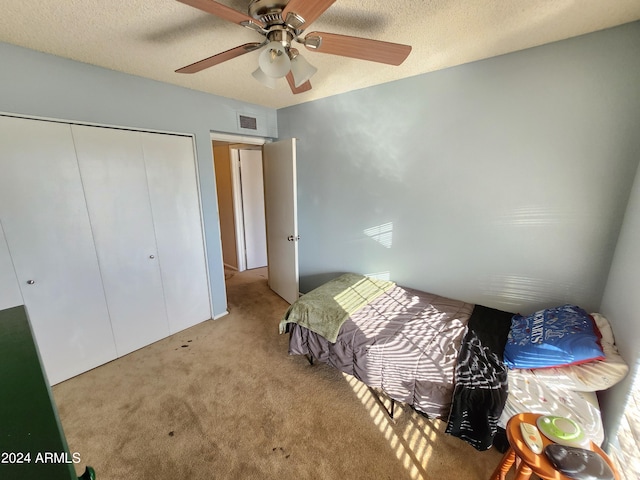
[52,267,507,480]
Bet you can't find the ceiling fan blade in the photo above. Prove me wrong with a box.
[176,0,264,27]
[176,42,263,74]
[282,0,336,30]
[286,72,312,94]
[304,31,411,66]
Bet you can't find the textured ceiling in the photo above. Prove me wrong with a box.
[2,0,640,109]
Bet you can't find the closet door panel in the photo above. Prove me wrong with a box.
[0,116,117,384]
[72,125,170,356]
[141,133,211,333]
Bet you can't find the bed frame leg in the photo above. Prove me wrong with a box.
[368,387,396,420]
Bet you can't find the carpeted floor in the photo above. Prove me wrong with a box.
[52,267,507,480]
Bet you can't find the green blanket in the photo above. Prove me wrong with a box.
[278,273,396,343]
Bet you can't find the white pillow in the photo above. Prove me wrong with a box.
[509,313,628,392]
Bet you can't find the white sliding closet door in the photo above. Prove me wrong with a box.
[141,132,211,333]
[0,116,117,384]
[72,125,170,356]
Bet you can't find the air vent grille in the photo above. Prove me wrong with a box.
[238,115,258,130]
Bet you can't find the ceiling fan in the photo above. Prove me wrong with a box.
[175,0,412,94]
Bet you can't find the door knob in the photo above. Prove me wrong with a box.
[26,280,35,285]
[149,255,155,259]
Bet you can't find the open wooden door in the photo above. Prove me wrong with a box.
[263,139,299,304]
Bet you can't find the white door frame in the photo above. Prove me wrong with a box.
[211,133,267,145]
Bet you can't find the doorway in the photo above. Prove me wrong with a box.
[212,138,267,275]
[212,133,299,305]
[231,146,267,271]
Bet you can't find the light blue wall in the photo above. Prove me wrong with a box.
[600,160,640,447]
[0,42,278,317]
[277,22,640,316]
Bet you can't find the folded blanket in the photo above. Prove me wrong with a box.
[278,273,395,343]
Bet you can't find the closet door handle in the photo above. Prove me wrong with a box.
[26,280,36,285]
[149,255,155,259]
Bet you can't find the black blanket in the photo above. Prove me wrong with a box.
[445,304,514,450]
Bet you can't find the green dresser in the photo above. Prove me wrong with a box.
[0,305,94,480]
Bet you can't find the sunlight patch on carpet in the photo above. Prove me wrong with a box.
[342,373,435,479]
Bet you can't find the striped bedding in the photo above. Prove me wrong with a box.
[287,283,476,419]
[286,278,612,451]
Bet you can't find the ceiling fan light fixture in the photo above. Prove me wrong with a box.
[259,41,291,78]
[252,67,277,89]
[290,53,317,87]
[174,0,413,95]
